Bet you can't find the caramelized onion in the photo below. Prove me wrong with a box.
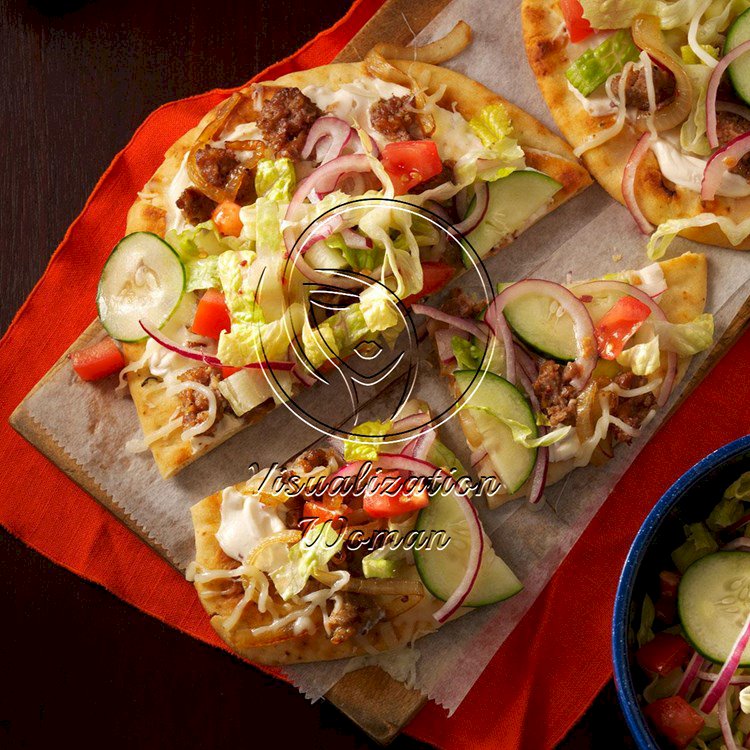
[372,21,472,65]
[187,92,257,203]
[631,15,693,133]
[364,48,435,136]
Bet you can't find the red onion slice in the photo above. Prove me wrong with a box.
[433,493,485,623]
[301,117,354,165]
[139,321,295,371]
[719,692,739,750]
[411,304,487,340]
[699,609,750,714]
[297,214,344,255]
[515,357,548,505]
[402,429,437,462]
[483,297,518,386]
[452,181,489,236]
[622,133,654,235]
[488,280,597,391]
[340,227,373,250]
[701,131,750,201]
[389,412,431,435]
[571,279,677,406]
[376,453,444,478]
[434,327,464,363]
[707,40,750,148]
[676,651,703,700]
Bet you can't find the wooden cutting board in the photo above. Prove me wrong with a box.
[9,0,750,742]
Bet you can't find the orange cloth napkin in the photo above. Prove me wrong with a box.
[1,1,748,747]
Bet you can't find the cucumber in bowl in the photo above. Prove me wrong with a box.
[454,369,537,494]
[678,551,750,666]
[413,487,522,606]
[97,232,186,342]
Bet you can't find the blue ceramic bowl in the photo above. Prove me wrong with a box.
[612,434,750,749]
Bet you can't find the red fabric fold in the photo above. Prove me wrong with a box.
[1,1,747,747]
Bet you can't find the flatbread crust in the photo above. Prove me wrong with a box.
[126,60,592,478]
[521,0,750,250]
[437,252,708,507]
[191,486,444,665]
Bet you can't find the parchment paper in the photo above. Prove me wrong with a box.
[23,0,750,715]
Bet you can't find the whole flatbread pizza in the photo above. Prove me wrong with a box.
[189,400,523,664]
[522,0,750,256]
[69,22,591,478]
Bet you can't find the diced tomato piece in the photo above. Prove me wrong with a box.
[636,633,692,677]
[594,295,652,360]
[303,501,350,523]
[655,570,681,623]
[643,697,704,749]
[221,366,242,378]
[211,201,243,237]
[191,289,231,340]
[363,470,430,518]
[380,140,443,195]
[70,337,125,381]
[401,262,455,307]
[659,570,681,599]
[560,0,594,43]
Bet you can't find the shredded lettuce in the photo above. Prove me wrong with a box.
[466,405,573,448]
[637,594,656,647]
[680,65,712,157]
[218,302,303,366]
[578,0,747,36]
[218,369,273,416]
[325,233,384,272]
[617,336,662,375]
[467,104,524,181]
[359,285,400,333]
[271,521,345,601]
[648,213,750,258]
[709,471,750,531]
[217,250,264,326]
[165,220,252,262]
[671,522,718,573]
[185,255,221,292]
[343,420,392,462]
[255,158,296,203]
[651,314,714,356]
[302,303,373,369]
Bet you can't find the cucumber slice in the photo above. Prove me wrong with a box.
[503,285,622,362]
[462,170,562,268]
[725,8,750,107]
[678,551,750,665]
[413,489,522,606]
[454,370,537,493]
[97,232,186,342]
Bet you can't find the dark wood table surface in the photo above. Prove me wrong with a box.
[0,1,636,747]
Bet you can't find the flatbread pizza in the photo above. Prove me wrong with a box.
[420,252,712,507]
[69,23,591,479]
[522,0,750,256]
[189,401,522,664]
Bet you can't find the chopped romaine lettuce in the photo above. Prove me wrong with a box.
[708,471,750,531]
[671,522,718,573]
[325,233,384,272]
[218,368,273,416]
[467,103,524,181]
[648,213,750,259]
[651,314,714,356]
[452,336,482,371]
[616,336,661,375]
[343,419,392,462]
[185,254,221,292]
[566,30,640,97]
[466,405,573,448]
[426,439,465,473]
[165,220,252,262]
[254,158,296,203]
[359,285,400,333]
[217,249,265,326]
[362,552,399,579]
[302,302,374,369]
[578,0,747,36]
[637,594,656,647]
[680,65,712,157]
[727,471,750,501]
[271,521,345,601]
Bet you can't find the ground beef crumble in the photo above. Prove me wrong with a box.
[176,187,216,225]
[716,110,750,179]
[609,372,656,444]
[369,95,424,141]
[176,365,227,434]
[327,592,384,645]
[611,65,675,111]
[533,360,581,427]
[257,87,321,159]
